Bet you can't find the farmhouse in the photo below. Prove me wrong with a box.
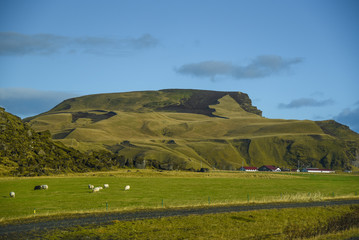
[258,165,281,172]
[301,168,335,173]
[239,166,258,172]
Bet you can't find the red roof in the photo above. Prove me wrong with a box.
[263,165,277,170]
[242,167,258,170]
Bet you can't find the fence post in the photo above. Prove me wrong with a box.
[332,192,335,197]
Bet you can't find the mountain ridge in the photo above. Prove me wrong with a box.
[21,89,359,171]
[25,89,262,120]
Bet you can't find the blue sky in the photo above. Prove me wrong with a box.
[1,0,358,132]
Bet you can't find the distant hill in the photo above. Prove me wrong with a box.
[24,89,359,171]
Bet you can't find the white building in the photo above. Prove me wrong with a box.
[239,166,258,172]
[302,168,335,173]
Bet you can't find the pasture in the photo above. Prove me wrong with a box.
[0,170,358,221]
[38,205,359,240]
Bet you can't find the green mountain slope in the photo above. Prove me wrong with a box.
[0,107,128,176]
[26,89,359,171]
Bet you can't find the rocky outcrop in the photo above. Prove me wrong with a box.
[158,89,262,117]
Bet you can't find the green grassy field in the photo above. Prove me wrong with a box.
[33,205,359,240]
[1,171,358,221]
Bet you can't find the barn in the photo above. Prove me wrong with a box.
[258,165,281,172]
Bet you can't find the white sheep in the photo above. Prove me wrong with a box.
[103,184,109,188]
[9,192,15,198]
[92,187,100,192]
[98,186,103,190]
[124,185,130,191]
[41,185,48,190]
[88,184,94,189]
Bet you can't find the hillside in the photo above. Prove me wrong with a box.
[0,107,131,176]
[26,89,359,171]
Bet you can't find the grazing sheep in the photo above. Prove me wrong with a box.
[88,184,94,189]
[98,187,103,190]
[92,187,100,193]
[34,185,48,190]
[124,185,130,191]
[103,184,109,188]
[9,192,15,198]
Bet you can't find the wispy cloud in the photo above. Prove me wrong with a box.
[0,88,78,118]
[278,98,334,109]
[0,32,159,56]
[334,102,359,133]
[176,55,303,80]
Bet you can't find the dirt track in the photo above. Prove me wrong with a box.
[1,199,359,239]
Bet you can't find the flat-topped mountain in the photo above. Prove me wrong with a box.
[25,89,359,171]
[33,89,262,117]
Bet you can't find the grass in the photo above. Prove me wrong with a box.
[1,170,358,221]
[28,205,359,240]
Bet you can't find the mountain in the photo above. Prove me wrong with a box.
[25,89,359,171]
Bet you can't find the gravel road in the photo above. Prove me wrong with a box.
[1,199,359,239]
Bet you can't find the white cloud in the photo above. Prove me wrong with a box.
[334,104,359,133]
[176,55,303,80]
[0,88,78,118]
[0,32,159,56]
[278,98,334,109]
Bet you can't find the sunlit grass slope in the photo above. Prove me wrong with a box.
[27,89,359,170]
